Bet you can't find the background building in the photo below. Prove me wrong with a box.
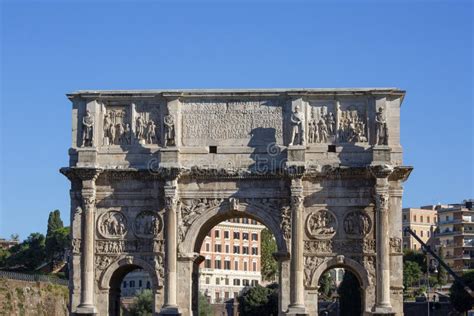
[435,200,474,274]
[402,206,438,250]
[199,218,264,303]
[121,269,152,297]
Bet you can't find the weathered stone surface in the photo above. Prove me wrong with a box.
[62,88,412,316]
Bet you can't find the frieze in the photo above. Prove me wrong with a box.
[307,104,336,144]
[97,210,127,239]
[306,210,337,239]
[95,239,164,254]
[134,211,163,239]
[280,206,291,242]
[304,240,333,254]
[343,210,372,237]
[102,106,132,146]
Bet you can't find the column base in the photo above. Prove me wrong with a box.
[371,305,394,315]
[286,305,308,316]
[75,304,97,315]
[159,305,181,316]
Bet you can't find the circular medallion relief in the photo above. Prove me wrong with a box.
[134,211,163,238]
[306,209,337,239]
[97,211,127,239]
[343,210,372,237]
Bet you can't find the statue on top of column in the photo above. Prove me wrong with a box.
[81,109,94,147]
[375,107,388,145]
[289,105,305,146]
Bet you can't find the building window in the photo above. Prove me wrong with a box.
[224,260,231,270]
[205,259,211,268]
[243,233,249,240]
[251,280,258,287]
[421,231,424,237]
[233,245,240,254]
[146,281,150,289]
[215,260,221,269]
[414,215,417,222]
[224,231,230,239]
[206,277,210,284]
[216,292,220,301]
[427,231,430,237]
[252,233,258,241]
[421,216,424,223]
[216,278,220,285]
[215,244,222,252]
[234,261,239,270]
[123,281,127,288]
[233,232,240,239]
[207,231,211,237]
[243,279,250,286]
[205,243,210,252]
[130,280,135,288]
[234,292,239,298]
[233,279,240,286]
[244,262,248,271]
[242,218,249,224]
[225,278,229,285]
[225,245,230,253]
[139,280,142,287]
[243,247,249,254]
[252,247,258,255]
[215,230,220,238]
[252,262,257,271]
[403,214,407,221]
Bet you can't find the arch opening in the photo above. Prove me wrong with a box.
[191,214,283,316]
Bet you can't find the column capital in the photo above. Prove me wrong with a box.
[369,164,393,179]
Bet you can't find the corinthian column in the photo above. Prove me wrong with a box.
[76,169,101,315]
[371,165,393,314]
[288,178,307,315]
[161,179,181,315]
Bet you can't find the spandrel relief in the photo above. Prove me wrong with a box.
[307,103,337,144]
[134,211,163,239]
[306,209,338,239]
[97,210,128,239]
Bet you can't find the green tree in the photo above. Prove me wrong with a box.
[449,270,474,314]
[260,228,278,282]
[238,284,278,316]
[0,248,10,267]
[404,249,426,273]
[338,270,362,316]
[198,291,212,316]
[437,247,448,286]
[46,210,64,236]
[404,261,422,289]
[45,210,68,261]
[318,272,333,299]
[6,233,46,270]
[128,289,153,316]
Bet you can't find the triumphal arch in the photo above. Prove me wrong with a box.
[61,88,412,316]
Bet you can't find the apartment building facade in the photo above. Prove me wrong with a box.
[435,200,474,274]
[402,206,438,250]
[199,218,264,303]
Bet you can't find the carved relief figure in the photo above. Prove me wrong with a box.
[280,206,291,241]
[178,198,222,243]
[145,119,157,144]
[98,211,127,238]
[304,240,333,254]
[343,211,372,237]
[81,109,94,147]
[307,106,336,144]
[306,210,337,239]
[289,105,305,145]
[134,211,163,238]
[103,108,130,146]
[338,106,367,143]
[304,256,324,288]
[164,114,175,147]
[375,107,388,145]
[136,115,145,143]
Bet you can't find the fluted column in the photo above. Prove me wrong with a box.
[76,169,101,315]
[371,165,393,314]
[288,178,307,315]
[161,179,181,315]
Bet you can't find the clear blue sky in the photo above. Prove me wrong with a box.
[1,1,472,241]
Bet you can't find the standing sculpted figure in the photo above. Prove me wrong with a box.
[136,115,145,142]
[164,114,175,147]
[81,109,94,147]
[375,107,388,145]
[289,105,305,145]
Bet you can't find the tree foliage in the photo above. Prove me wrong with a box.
[449,270,474,313]
[46,210,64,236]
[260,228,278,282]
[198,291,212,316]
[6,233,46,270]
[403,261,422,289]
[318,272,333,299]
[338,270,361,316]
[436,247,448,285]
[45,210,67,260]
[128,289,153,316]
[403,249,426,273]
[238,283,278,316]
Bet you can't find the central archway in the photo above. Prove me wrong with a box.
[179,200,289,316]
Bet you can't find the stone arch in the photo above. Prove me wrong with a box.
[99,255,161,290]
[309,256,369,290]
[180,200,288,254]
